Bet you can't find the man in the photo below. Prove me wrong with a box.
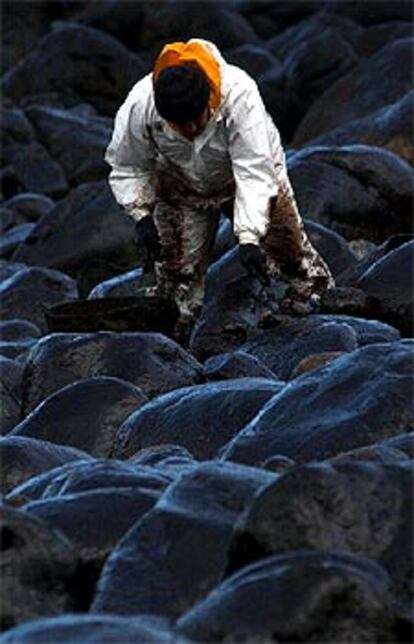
[105,38,334,342]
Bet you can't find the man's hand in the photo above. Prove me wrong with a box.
[135,216,160,268]
[239,243,270,287]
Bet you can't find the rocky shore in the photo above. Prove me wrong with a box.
[1,1,413,642]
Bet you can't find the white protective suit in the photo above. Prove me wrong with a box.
[105,38,290,246]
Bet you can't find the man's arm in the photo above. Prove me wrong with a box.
[105,79,156,222]
[225,71,287,246]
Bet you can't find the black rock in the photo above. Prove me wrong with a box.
[25,486,160,571]
[25,104,112,187]
[0,436,92,496]
[328,431,414,466]
[87,268,144,299]
[0,319,41,343]
[0,356,24,401]
[356,240,414,337]
[0,614,185,644]
[0,382,21,436]
[226,44,279,78]
[33,458,173,500]
[3,193,55,223]
[289,144,414,243]
[0,208,27,234]
[113,378,285,461]
[355,21,412,57]
[226,461,413,614]
[239,313,400,379]
[139,2,259,53]
[0,266,78,333]
[294,38,413,146]
[305,219,358,277]
[2,106,68,198]
[0,260,27,283]
[211,216,237,264]
[190,246,288,360]
[221,341,414,465]
[11,377,148,458]
[203,351,279,382]
[177,551,395,643]
[21,331,203,415]
[12,181,136,284]
[91,460,275,618]
[128,444,196,475]
[324,0,413,26]
[337,234,413,286]
[2,23,145,117]
[0,505,78,630]
[0,224,36,259]
[299,90,414,167]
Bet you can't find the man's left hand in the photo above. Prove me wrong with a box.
[239,243,270,287]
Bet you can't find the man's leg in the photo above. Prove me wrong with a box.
[261,179,334,311]
[152,200,220,343]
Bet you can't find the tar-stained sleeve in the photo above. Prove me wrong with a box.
[105,89,157,222]
[226,75,286,245]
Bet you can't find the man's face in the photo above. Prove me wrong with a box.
[172,106,210,141]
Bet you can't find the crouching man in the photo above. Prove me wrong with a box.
[105,38,334,342]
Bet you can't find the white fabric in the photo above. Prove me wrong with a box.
[105,39,289,243]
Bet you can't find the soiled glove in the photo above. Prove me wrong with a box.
[239,243,269,287]
[135,216,160,267]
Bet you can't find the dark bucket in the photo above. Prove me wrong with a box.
[44,296,179,335]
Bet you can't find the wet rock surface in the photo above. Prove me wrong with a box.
[113,378,285,460]
[20,332,203,415]
[177,551,397,643]
[0,505,78,630]
[91,460,275,618]
[289,144,414,242]
[226,461,413,615]
[0,436,92,496]
[24,486,160,570]
[0,614,186,644]
[11,376,148,457]
[1,1,413,640]
[0,266,78,333]
[221,341,413,465]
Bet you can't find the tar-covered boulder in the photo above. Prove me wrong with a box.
[289,144,414,243]
[24,105,112,187]
[0,266,78,333]
[113,378,284,461]
[0,436,92,496]
[356,240,414,337]
[226,461,412,615]
[24,486,160,573]
[11,377,148,458]
[221,341,413,465]
[302,90,414,166]
[177,551,396,643]
[21,332,203,415]
[33,458,173,499]
[2,106,68,198]
[1,23,145,116]
[0,505,78,630]
[294,38,413,146]
[239,314,399,380]
[12,181,136,285]
[91,461,275,618]
[0,614,186,644]
[203,351,279,382]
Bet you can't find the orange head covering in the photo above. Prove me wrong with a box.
[153,41,221,114]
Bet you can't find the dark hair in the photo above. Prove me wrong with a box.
[154,65,210,123]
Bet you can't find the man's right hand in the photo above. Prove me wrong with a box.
[239,243,270,287]
[135,216,160,266]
